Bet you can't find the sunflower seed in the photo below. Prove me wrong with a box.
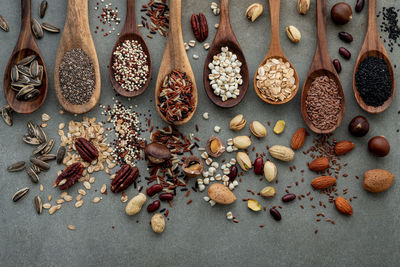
[42,203,51,209]
[32,18,43,39]
[37,65,43,81]
[30,157,50,171]
[11,66,19,82]
[16,85,35,101]
[56,146,66,164]
[34,195,42,214]
[37,153,56,162]
[27,121,36,136]
[30,60,39,78]
[12,187,29,202]
[27,166,39,183]
[39,1,48,18]
[42,22,60,33]
[11,86,21,92]
[0,14,9,32]
[41,138,54,154]
[18,55,36,66]
[1,106,13,126]
[17,65,31,77]
[31,164,41,174]
[24,89,40,101]
[49,204,61,215]
[7,161,26,172]
[67,224,76,230]
[75,200,84,208]
[23,135,40,145]
[32,142,47,155]
[37,126,47,143]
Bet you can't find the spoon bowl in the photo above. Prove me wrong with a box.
[3,0,48,114]
[203,0,249,108]
[109,0,152,98]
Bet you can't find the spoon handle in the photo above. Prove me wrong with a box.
[123,0,138,34]
[66,0,89,35]
[367,0,377,34]
[20,0,32,36]
[217,0,234,40]
[268,0,283,55]
[314,0,331,69]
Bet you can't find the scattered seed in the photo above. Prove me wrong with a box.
[12,187,29,202]
[34,196,42,214]
[67,224,76,231]
[75,200,84,208]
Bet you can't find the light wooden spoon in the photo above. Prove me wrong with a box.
[155,0,197,126]
[353,0,395,114]
[54,0,101,114]
[254,0,299,105]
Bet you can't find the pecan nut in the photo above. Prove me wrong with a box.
[53,162,84,190]
[191,13,208,42]
[75,137,99,163]
[111,164,139,193]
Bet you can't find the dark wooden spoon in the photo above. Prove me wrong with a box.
[353,0,395,114]
[109,0,152,98]
[3,0,48,114]
[54,0,101,114]
[300,0,345,134]
[203,0,249,108]
[154,0,197,126]
[254,0,299,105]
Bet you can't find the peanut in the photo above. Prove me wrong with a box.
[125,193,147,216]
[151,213,165,233]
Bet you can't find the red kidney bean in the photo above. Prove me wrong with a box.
[355,0,365,12]
[159,193,174,201]
[228,165,238,181]
[270,208,281,221]
[147,200,160,212]
[146,184,163,197]
[333,59,342,73]
[339,47,351,60]
[282,193,296,203]
[253,157,264,175]
[338,32,353,43]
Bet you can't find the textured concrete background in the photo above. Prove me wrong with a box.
[0,0,399,266]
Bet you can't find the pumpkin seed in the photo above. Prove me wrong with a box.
[41,22,60,33]
[12,187,29,202]
[34,195,42,214]
[30,157,50,171]
[39,1,48,19]
[17,55,36,66]
[7,161,26,172]
[27,166,39,183]
[0,14,9,32]
[56,146,66,164]
[31,18,43,39]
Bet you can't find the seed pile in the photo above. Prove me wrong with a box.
[355,56,392,107]
[378,6,400,53]
[59,48,95,105]
[112,40,150,92]
[158,70,194,123]
[140,0,169,37]
[94,1,120,36]
[305,76,342,131]
[256,58,296,102]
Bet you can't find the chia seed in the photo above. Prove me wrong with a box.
[355,56,392,107]
[59,48,95,105]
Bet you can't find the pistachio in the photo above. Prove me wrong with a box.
[230,114,246,131]
[286,25,301,43]
[144,142,171,164]
[273,120,286,135]
[206,136,225,157]
[236,152,252,171]
[247,199,262,211]
[233,136,252,149]
[250,121,267,138]
[297,0,310,15]
[260,186,276,198]
[245,3,263,22]
[264,161,277,182]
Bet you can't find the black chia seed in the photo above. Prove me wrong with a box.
[378,7,400,53]
[355,57,392,107]
[59,48,95,105]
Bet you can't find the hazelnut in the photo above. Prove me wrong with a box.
[144,142,171,164]
[206,136,225,158]
[182,156,204,178]
[348,115,369,137]
[368,136,390,157]
[331,2,352,25]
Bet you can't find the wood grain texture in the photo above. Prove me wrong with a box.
[54,0,101,114]
[352,0,395,114]
[109,0,152,98]
[203,0,249,108]
[3,0,48,114]
[155,0,197,126]
[300,0,345,134]
[253,0,299,105]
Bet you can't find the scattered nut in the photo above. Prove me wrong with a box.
[125,193,147,216]
[331,2,352,25]
[247,199,262,211]
[151,213,165,233]
[263,161,277,182]
[250,121,267,138]
[273,120,286,134]
[297,0,310,15]
[144,142,171,164]
[269,145,294,162]
[246,3,263,22]
[182,156,204,178]
[230,114,246,131]
[368,136,390,157]
[286,25,301,43]
[208,183,237,204]
[206,136,225,157]
[260,186,276,198]
[236,152,252,171]
[233,136,252,149]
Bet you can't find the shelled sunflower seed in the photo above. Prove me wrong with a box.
[1,105,13,126]
[0,14,9,32]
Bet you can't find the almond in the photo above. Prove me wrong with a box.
[208,183,236,204]
[334,141,354,155]
[363,169,394,193]
[334,197,353,215]
[311,176,336,189]
[291,128,306,150]
[308,157,330,172]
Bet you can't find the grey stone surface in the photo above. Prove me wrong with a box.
[0,0,399,266]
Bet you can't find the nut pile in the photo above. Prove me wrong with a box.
[256,58,296,102]
[208,47,243,101]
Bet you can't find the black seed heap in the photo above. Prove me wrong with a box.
[378,7,400,53]
[355,57,392,107]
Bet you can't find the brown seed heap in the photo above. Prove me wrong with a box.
[59,48,95,105]
[140,0,169,37]
[112,40,150,92]
[305,76,342,130]
[158,70,194,123]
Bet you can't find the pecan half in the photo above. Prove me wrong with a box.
[111,164,139,193]
[53,162,84,190]
[75,137,99,163]
[191,13,208,42]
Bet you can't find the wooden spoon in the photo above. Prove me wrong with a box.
[3,0,48,114]
[109,0,152,98]
[54,0,101,114]
[203,0,249,108]
[254,0,299,105]
[353,0,395,114]
[155,0,197,126]
[300,0,345,134]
